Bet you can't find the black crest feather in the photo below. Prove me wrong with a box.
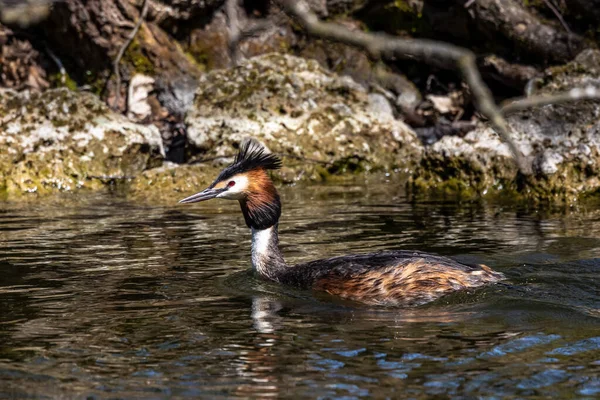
[215,138,282,183]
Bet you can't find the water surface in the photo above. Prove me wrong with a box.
[1,183,599,398]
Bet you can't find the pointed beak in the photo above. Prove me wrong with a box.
[179,187,225,204]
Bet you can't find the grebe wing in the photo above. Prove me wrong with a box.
[284,250,504,306]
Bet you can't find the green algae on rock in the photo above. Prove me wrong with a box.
[412,49,600,203]
[185,53,423,181]
[0,88,164,197]
[127,162,223,203]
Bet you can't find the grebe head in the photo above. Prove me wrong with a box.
[179,138,282,230]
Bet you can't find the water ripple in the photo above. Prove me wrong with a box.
[1,185,600,398]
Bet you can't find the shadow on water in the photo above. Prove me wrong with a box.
[0,184,599,398]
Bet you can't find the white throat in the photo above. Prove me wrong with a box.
[251,226,275,275]
[250,224,287,281]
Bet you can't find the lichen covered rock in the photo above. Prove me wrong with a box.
[412,49,600,202]
[127,162,222,203]
[0,88,164,197]
[185,53,423,181]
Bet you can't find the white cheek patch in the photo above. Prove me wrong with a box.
[216,175,249,200]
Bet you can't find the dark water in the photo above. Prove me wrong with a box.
[1,183,599,399]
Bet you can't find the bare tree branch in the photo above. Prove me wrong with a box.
[459,56,527,173]
[275,0,530,174]
[112,0,149,110]
[501,86,600,114]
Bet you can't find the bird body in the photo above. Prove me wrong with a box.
[180,139,504,306]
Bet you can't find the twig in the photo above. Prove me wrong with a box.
[275,0,529,174]
[459,56,528,173]
[542,0,571,34]
[112,0,149,110]
[501,86,600,114]
[542,0,573,55]
[44,44,66,84]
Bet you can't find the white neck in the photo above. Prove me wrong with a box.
[251,225,287,280]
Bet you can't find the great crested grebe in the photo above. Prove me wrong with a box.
[180,139,504,306]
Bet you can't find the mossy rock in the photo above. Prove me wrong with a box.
[123,39,156,75]
[0,88,164,198]
[185,53,423,181]
[412,49,600,203]
[127,162,223,203]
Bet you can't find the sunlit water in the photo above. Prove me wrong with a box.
[1,183,599,398]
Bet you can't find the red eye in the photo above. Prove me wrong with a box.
[227,181,236,188]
